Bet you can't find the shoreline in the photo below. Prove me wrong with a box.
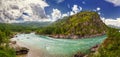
[13,32,106,39]
[38,33,106,39]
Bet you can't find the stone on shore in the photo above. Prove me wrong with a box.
[9,40,29,55]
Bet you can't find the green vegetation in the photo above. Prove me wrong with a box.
[0,24,16,57]
[0,23,40,33]
[37,11,107,38]
[89,27,120,57]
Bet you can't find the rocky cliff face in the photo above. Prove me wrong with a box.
[0,0,49,23]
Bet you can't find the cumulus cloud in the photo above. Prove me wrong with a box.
[50,5,82,21]
[51,8,69,21]
[105,0,120,6]
[72,5,79,13]
[69,5,82,15]
[101,17,120,27]
[51,9,62,21]
[72,5,82,14]
[0,0,49,23]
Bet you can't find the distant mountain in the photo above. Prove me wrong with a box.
[37,11,107,39]
[0,21,52,33]
[12,21,52,28]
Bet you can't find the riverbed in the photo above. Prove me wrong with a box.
[11,33,107,57]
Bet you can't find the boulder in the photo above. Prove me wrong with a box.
[9,40,29,55]
[16,47,29,55]
[90,44,99,52]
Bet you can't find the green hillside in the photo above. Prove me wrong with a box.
[37,11,107,39]
[89,27,120,57]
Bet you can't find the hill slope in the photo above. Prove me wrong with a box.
[37,11,107,39]
[89,27,120,57]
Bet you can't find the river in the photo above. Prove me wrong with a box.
[11,33,107,57]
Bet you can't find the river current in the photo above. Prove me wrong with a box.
[12,33,106,57]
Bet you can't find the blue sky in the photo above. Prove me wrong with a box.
[45,0,120,19]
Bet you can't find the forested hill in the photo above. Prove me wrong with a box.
[89,27,120,57]
[37,11,107,39]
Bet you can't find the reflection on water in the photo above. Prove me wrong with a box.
[12,33,107,57]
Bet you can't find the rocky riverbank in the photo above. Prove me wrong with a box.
[47,33,106,39]
[9,40,29,55]
[73,44,100,57]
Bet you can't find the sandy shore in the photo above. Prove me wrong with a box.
[11,38,49,57]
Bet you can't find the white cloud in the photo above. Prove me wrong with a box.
[62,13,68,17]
[50,5,82,21]
[72,5,80,14]
[93,7,101,12]
[96,7,101,11]
[0,0,49,23]
[70,11,74,15]
[101,17,120,27]
[79,7,83,11]
[51,9,62,20]
[105,0,120,6]
[70,5,82,15]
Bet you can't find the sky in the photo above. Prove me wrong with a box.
[45,0,120,19]
[44,0,120,27]
[1,0,120,27]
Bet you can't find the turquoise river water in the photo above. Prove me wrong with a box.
[12,33,107,57]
